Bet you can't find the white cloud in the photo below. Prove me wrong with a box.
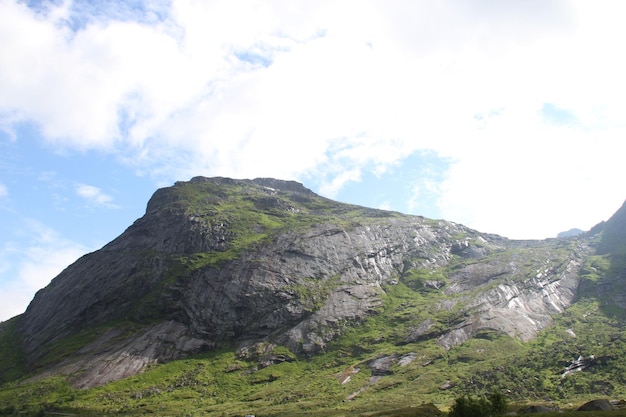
[437,113,626,238]
[318,168,362,199]
[75,183,117,207]
[1,0,625,238]
[0,220,88,321]
[0,183,7,198]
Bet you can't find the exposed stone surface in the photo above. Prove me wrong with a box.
[406,318,437,343]
[577,399,614,411]
[13,177,602,388]
[368,354,398,375]
[437,246,583,349]
[562,354,595,378]
[33,321,211,389]
[397,352,417,367]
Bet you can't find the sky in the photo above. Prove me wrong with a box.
[1,0,626,321]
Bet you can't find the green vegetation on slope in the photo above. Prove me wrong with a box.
[0,318,25,386]
[451,250,626,403]
[4,265,625,417]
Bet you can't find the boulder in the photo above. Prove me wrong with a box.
[577,399,614,411]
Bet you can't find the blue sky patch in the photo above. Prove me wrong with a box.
[331,151,450,219]
[541,103,579,127]
[234,50,273,68]
[25,0,171,32]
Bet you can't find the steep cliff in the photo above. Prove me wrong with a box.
[9,177,596,388]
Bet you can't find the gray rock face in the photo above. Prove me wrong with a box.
[405,318,437,343]
[578,399,614,411]
[436,242,584,349]
[41,321,211,389]
[368,354,398,375]
[14,177,591,388]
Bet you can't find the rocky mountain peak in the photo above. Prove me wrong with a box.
[145,176,313,214]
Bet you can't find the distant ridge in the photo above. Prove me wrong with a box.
[557,228,584,238]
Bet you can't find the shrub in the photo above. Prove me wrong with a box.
[448,390,507,417]
[487,390,507,415]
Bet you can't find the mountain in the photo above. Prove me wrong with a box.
[593,199,626,255]
[557,228,584,238]
[1,177,625,416]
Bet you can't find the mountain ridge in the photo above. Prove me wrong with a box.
[1,176,626,415]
